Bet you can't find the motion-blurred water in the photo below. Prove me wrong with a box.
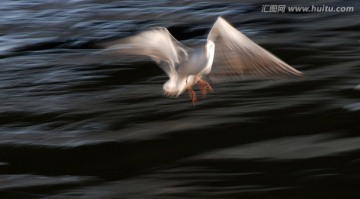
[0,0,359,198]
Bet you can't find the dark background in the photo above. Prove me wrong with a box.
[0,0,359,198]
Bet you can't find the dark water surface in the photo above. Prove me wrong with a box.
[0,0,359,198]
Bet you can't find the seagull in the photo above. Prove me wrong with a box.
[101,17,302,105]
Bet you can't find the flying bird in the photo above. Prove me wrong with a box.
[101,17,302,105]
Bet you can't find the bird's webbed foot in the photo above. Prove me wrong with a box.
[196,78,213,99]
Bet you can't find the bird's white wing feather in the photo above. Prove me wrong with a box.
[208,17,302,81]
[100,27,188,76]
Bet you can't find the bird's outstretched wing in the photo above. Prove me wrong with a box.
[100,27,188,76]
[208,17,302,81]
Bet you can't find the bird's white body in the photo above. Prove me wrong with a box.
[163,40,215,96]
[102,17,302,103]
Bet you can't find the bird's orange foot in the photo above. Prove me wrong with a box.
[196,79,213,99]
[188,87,197,105]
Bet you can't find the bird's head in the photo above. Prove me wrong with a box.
[163,77,188,97]
[163,79,178,97]
[163,76,195,97]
